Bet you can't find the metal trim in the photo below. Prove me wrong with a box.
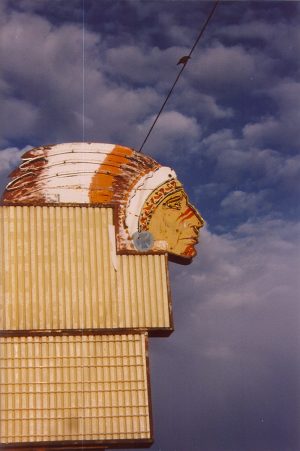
[0,327,173,338]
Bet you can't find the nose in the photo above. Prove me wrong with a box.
[179,200,205,229]
[189,203,204,229]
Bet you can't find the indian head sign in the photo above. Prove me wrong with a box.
[3,143,204,260]
[0,143,204,449]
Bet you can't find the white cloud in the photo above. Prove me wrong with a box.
[0,98,38,143]
[0,8,201,154]
[218,19,300,62]
[198,128,299,194]
[104,44,177,85]
[218,20,273,42]
[242,80,300,149]
[173,88,234,119]
[243,117,280,146]
[194,182,227,199]
[151,217,299,449]
[103,40,234,122]
[0,145,29,173]
[194,93,233,119]
[186,43,272,92]
[277,154,300,192]
[171,218,300,311]
[0,9,100,143]
[149,110,199,137]
[203,343,234,360]
[0,145,32,194]
[151,218,300,451]
[200,129,279,184]
[220,190,270,216]
[138,110,201,158]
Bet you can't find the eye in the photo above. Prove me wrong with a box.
[164,195,184,210]
[165,200,181,210]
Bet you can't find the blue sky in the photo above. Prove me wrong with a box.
[0,1,299,450]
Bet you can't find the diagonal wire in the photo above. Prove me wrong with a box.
[138,0,220,153]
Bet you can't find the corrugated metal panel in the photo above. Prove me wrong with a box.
[0,334,151,444]
[0,206,171,331]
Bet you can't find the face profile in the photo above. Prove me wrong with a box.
[140,181,204,260]
[1,142,204,263]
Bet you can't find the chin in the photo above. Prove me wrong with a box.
[167,245,197,265]
[183,245,197,258]
[168,252,193,265]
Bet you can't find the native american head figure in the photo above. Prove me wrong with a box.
[2,143,204,262]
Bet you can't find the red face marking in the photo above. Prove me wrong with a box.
[179,207,195,223]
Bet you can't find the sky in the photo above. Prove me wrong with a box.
[0,1,299,450]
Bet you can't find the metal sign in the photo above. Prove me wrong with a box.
[2,142,204,261]
[0,143,204,450]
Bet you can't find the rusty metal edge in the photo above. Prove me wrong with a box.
[0,327,174,338]
[0,202,117,208]
[0,438,153,449]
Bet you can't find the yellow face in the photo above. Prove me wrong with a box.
[147,182,204,259]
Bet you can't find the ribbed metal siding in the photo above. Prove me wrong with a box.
[118,254,170,328]
[0,334,151,444]
[0,206,170,331]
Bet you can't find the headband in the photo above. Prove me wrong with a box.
[125,166,177,237]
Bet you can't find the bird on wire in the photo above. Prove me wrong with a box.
[177,55,191,65]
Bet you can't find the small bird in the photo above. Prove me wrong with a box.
[177,55,191,65]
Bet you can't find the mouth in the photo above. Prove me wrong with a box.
[179,237,198,245]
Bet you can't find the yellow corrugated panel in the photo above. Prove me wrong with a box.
[0,334,151,444]
[0,206,171,331]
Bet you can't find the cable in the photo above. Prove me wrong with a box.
[81,5,85,450]
[138,0,220,153]
[82,0,85,142]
